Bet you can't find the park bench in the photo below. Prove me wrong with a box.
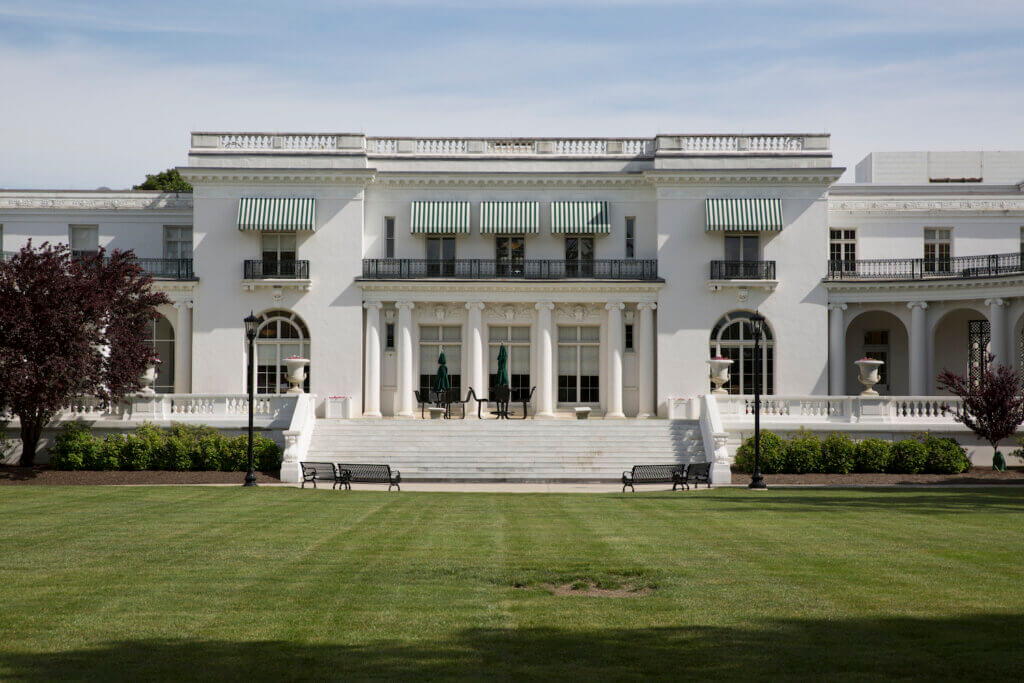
[621,464,685,492]
[682,462,711,489]
[333,463,401,491]
[300,462,350,490]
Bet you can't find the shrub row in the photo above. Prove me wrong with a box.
[50,422,282,472]
[733,431,970,475]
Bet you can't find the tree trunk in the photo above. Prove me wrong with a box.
[18,416,43,467]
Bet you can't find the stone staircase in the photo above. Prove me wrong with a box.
[306,419,705,481]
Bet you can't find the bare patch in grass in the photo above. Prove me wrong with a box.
[545,579,654,598]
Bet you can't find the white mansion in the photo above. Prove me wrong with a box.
[3,133,1024,477]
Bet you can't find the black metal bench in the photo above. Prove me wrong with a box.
[682,462,711,489]
[333,463,401,491]
[622,464,685,492]
[300,462,350,490]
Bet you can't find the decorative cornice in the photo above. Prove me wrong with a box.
[358,279,663,302]
[824,273,1024,303]
[373,172,648,189]
[645,168,844,186]
[178,167,376,186]
[829,198,1024,216]
[0,194,192,211]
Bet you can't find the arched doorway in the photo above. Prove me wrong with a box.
[709,311,774,395]
[250,310,311,394]
[933,307,988,393]
[844,310,909,395]
[145,314,175,393]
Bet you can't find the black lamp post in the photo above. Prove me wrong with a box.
[748,312,767,490]
[243,311,259,487]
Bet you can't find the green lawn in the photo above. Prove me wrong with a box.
[1,487,1022,681]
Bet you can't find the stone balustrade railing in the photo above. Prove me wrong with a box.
[192,132,827,157]
[715,394,964,424]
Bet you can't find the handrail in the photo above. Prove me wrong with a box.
[361,258,659,280]
[709,260,776,280]
[826,252,1024,281]
[243,259,310,279]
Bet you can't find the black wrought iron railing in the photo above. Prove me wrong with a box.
[138,258,195,280]
[826,252,1024,280]
[709,260,776,280]
[361,258,659,280]
[243,259,310,279]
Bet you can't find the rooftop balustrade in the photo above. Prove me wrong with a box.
[361,258,659,281]
[826,252,1024,281]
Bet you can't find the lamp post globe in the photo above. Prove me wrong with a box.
[243,311,259,487]
[748,312,767,490]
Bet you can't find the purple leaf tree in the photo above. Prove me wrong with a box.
[0,242,170,465]
[937,355,1024,458]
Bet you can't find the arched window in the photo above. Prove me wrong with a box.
[251,310,310,394]
[709,311,774,395]
[146,314,175,393]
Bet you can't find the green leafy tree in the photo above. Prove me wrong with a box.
[133,168,192,192]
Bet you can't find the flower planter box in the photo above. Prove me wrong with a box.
[325,396,353,419]
[574,407,592,420]
[668,397,694,420]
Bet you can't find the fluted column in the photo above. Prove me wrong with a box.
[535,302,555,418]
[396,301,415,418]
[636,302,657,418]
[363,302,383,417]
[466,302,485,415]
[605,302,625,418]
[828,303,846,395]
[908,301,929,395]
[986,298,1009,368]
[173,300,192,394]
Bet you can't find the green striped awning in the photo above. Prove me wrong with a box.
[705,198,783,232]
[480,201,539,235]
[237,197,316,232]
[550,201,610,235]
[410,201,471,235]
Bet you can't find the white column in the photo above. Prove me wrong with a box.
[637,303,657,418]
[465,302,485,415]
[986,298,1009,367]
[173,300,192,394]
[828,303,846,395]
[535,302,555,419]
[605,302,625,418]
[396,301,415,418]
[908,301,929,395]
[363,302,383,417]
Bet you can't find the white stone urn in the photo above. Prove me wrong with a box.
[284,357,310,394]
[138,363,158,395]
[707,357,734,394]
[855,358,885,396]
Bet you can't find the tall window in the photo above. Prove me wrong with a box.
[709,311,774,395]
[558,325,599,404]
[625,324,634,351]
[419,325,462,397]
[384,217,395,258]
[625,217,636,258]
[565,237,594,277]
[164,226,193,260]
[863,330,889,392]
[924,228,952,273]
[1019,227,1024,258]
[69,224,98,258]
[252,310,310,394]
[830,229,856,271]
[261,233,297,277]
[145,314,175,394]
[385,323,395,350]
[488,326,531,401]
[495,236,525,277]
[426,237,456,276]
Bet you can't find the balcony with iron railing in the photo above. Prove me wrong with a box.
[825,252,1024,281]
[243,259,310,279]
[709,260,776,280]
[361,258,659,281]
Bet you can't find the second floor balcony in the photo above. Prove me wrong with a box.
[360,258,659,281]
[243,259,311,279]
[709,260,776,280]
[826,252,1024,281]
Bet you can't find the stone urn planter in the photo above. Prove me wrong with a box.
[707,357,734,394]
[855,358,884,396]
[284,357,310,394]
[138,363,159,395]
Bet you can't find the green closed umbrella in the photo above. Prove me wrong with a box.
[496,344,510,387]
[433,350,451,392]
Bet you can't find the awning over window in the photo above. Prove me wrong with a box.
[237,197,316,232]
[480,201,539,235]
[705,198,783,232]
[550,201,610,235]
[410,201,471,235]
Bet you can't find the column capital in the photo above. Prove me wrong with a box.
[396,301,415,311]
[827,303,848,311]
[906,301,929,310]
[984,298,1009,307]
[605,302,625,311]
[363,301,383,311]
[172,298,194,310]
[465,301,485,312]
[637,302,658,311]
[535,302,555,312]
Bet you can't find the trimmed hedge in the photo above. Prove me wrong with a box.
[49,422,282,472]
[733,430,973,475]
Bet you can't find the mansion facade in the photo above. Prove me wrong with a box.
[3,135,1024,418]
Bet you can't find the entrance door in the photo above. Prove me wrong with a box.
[565,237,594,278]
[969,319,991,384]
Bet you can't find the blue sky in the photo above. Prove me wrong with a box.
[2,0,1023,188]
